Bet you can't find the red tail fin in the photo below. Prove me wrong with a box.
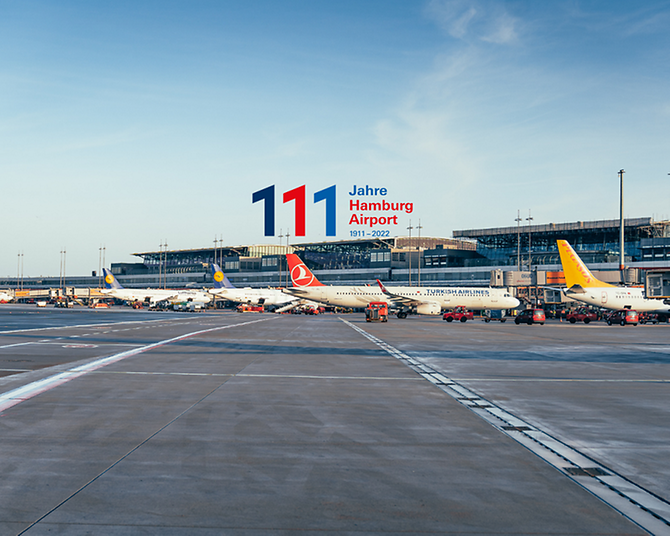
[286,254,325,287]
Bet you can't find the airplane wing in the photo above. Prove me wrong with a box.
[375,279,426,307]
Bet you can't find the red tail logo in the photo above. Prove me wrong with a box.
[286,254,324,287]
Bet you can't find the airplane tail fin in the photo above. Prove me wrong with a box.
[211,263,235,289]
[102,268,124,290]
[286,254,325,287]
[557,240,614,289]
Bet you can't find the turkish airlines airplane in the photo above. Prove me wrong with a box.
[284,254,519,318]
[101,268,212,304]
[557,240,670,313]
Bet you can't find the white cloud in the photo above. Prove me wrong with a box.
[425,0,519,45]
[481,12,518,44]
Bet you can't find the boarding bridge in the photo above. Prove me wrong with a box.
[646,270,670,299]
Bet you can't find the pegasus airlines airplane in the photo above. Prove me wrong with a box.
[557,240,670,313]
[207,263,305,310]
[284,254,519,318]
[100,268,212,304]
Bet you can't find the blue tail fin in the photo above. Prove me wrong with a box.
[211,263,235,289]
[102,268,124,289]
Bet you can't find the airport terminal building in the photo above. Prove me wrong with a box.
[101,217,670,288]
[4,217,670,303]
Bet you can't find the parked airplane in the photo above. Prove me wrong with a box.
[100,268,212,304]
[0,291,14,303]
[207,263,307,311]
[284,254,520,318]
[557,240,670,313]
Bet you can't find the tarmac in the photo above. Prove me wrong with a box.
[0,304,668,535]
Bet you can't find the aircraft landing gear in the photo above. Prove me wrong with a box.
[396,311,408,319]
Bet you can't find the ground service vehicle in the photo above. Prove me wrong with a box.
[366,302,388,322]
[236,304,264,313]
[639,313,660,324]
[443,306,474,323]
[565,308,598,324]
[606,309,638,326]
[515,309,546,325]
[484,309,507,322]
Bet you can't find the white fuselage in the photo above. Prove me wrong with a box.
[565,286,670,313]
[0,292,14,303]
[209,287,296,307]
[284,285,519,311]
[101,288,211,304]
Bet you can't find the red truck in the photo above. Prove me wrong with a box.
[443,306,474,323]
[565,308,598,324]
[365,302,389,322]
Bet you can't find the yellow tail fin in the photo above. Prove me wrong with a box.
[557,240,614,288]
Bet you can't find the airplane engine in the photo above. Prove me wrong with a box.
[416,302,441,316]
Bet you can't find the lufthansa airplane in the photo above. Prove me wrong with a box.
[283,254,520,318]
[101,268,212,304]
[207,263,309,312]
[557,239,670,313]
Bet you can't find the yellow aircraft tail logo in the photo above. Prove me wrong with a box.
[213,271,224,283]
[105,274,115,285]
[557,240,614,288]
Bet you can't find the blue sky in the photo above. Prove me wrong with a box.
[2,0,669,277]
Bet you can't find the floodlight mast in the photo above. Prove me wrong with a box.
[619,169,626,285]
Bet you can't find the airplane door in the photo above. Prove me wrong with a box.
[601,291,608,305]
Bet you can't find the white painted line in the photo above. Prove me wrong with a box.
[341,318,670,535]
[0,342,35,349]
[93,370,422,380]
[0,317,273,414]
[0,318,186,335]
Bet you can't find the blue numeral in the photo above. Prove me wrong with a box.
[252,185,275,236]
[314,185,336,236]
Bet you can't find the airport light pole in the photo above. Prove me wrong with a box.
[158,241,163,290]
[285,230,291,287]
[619,169,625,285]
[526,210,533,271]
[526,211,533,305]
[278,229,284,287]
[417,219,423,287]
[163,241,168,289]
[59,248,66,292]
[407,220,413,286]
[515,210,522,271]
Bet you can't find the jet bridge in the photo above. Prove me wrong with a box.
[645,270,670,299]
